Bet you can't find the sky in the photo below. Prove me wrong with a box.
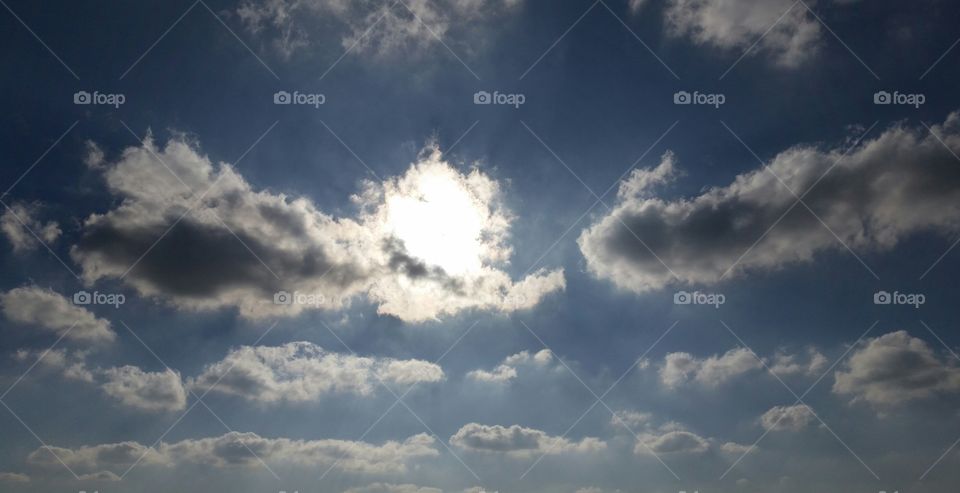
[1,0,960,492]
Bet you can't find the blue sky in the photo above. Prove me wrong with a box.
[2,0,960,492]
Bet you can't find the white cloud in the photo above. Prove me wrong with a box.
[0,472,29,482]
[579,112,960,292]
[77,471,121,481]
[343,484,442,493]
[659,347,762,388]
[466,349,553,383]
[1,202,61,253]
[833,330,960,407]
[13,348,94,382]
[0,286,115,342]
[760,404,815,432]
[450,423,605,457]
[770,347,827,377]
[636,430,709,455]
[72,135,563,323]
[664,0,822,67]
[101,366,188,413]
[188,341,443,403]
[237,0,524,59]
[28,432,438,475]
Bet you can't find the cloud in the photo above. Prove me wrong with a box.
[450,423,605,457]
[0,286,116,342]
[28,432,438,475]
[0,472,29,482]
[343,484,443,493]
[659,347,762,388]
[466,349,553,383]
[13,349,186,412]
[236,0,524,59]
[770,347,828,377]
[188,341,443,403]
[664,0,822,67]
[1,202,61,253]
[617,412,749,457]
[833,330,960,407]
[13,348,95,382]
[759,404,815,432]
[100,366,188,412]
[636,429,710,455]
[72,135,564,323]
[579,112,960,292]
[77,471,121,481]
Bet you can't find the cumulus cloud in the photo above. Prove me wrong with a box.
[1,202,61,253]
[450,423,605,457]
[0,286,115,342]
[71,135,563,323]
[28,432,437,475]
[579,112,960,292]
[100,366,188,412]
[188,341,443,403]
[466,349,553,383]
[664,0,822,67]
[833,330,960,407]
[659,347,762,388]
[237,0,524,59]
[343,484,442,493]
[760,404,815,432]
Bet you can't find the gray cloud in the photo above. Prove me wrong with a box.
[833,330,960,407]
[0,286,116,342]
[579,112,960,292]
[71,135,563,323]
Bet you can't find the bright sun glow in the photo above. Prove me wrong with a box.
[383,162,490,276]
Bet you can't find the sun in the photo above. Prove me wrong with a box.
[376,151,508,277]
